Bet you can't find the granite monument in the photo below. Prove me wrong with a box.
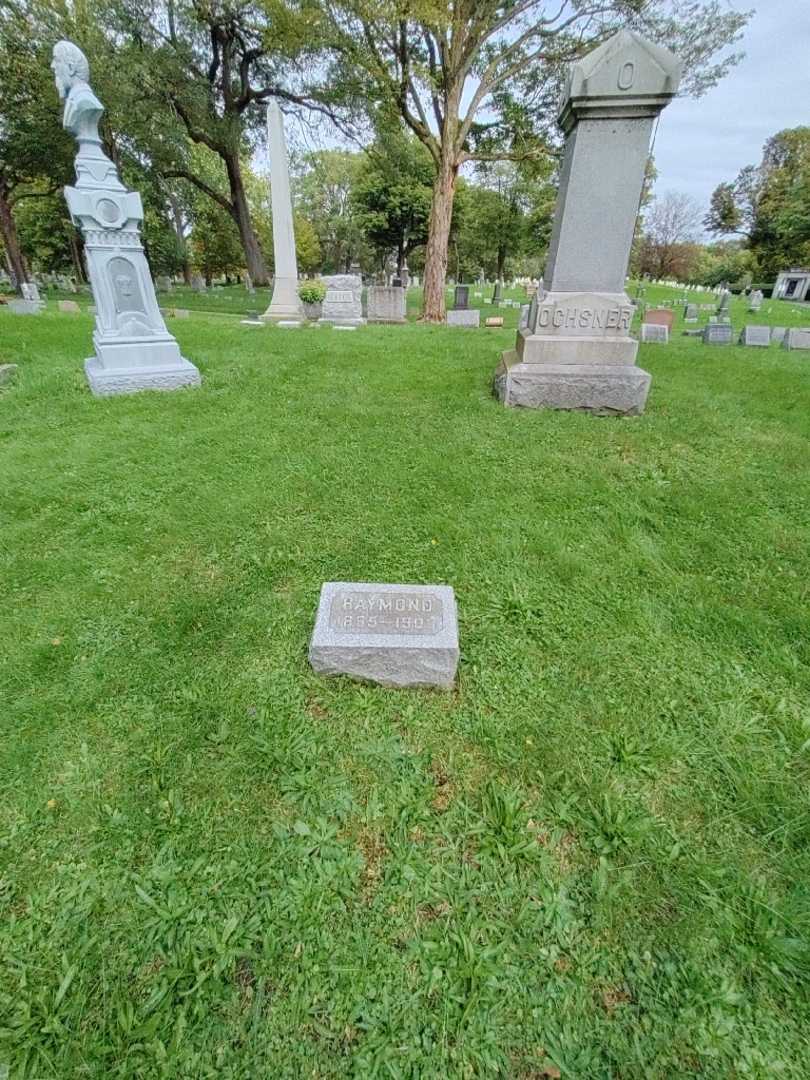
[494,30,681,413]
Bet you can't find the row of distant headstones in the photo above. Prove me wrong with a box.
[640,323,810,348]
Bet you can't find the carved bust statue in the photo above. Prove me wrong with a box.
[52,40,120,190]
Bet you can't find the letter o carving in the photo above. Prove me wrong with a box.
[617,61,635,90]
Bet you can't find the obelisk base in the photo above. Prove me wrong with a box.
[494,349,650,416]
[85,355,201,397]
[261,276,303,322]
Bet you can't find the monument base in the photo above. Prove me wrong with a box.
[261,307,304,322]
[494,350,650,415]
[261,275,303,322]
[319,317,366,327]
[84,356,201,397]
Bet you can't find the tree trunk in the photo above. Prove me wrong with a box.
[224,151,268,286]
[0,185,29,288]
[422,155,458,322]
[167,191,192,284]
[496,246,507,282]
[68,231,85,284]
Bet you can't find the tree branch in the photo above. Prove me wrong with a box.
[161,168,233,216]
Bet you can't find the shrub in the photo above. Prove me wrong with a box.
[298,280,326,304]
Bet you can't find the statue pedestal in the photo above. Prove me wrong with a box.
[64,187,201,397]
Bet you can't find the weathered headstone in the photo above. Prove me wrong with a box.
[644,308,675,332]
[453,284,469,310]
[367,285,406,323]
[684,303,698,322]
[319,274,365,325]
[519,304,530,329]
[782,328,810,351]
[0,363,19,385]
[640,323,668,343]
[58,300,81,313]
[740,325,770,347]
[190,273,206,293]
[494,31,680,413]
[703,323,733,345]
[52,41,200,396]
[309,582,459,689]
[8,300,41,315]
[21,282,42,305]
[485,316,504,327]
[771,326,787,345]
[447,309,480,327]
[491,281,502,306]
[748,289,763,312]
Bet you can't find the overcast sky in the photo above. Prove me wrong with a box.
[654,0,810,215]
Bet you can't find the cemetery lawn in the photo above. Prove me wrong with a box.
[3,289,810,1078]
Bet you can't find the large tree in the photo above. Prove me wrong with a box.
[0,3,74,287]
[351,131,434,275]
[79,0,328,285]
[457,161,555,281]
[294,150,369,273]
[705,127,810,279]
[313,1,749,320]
[638,190,703,279]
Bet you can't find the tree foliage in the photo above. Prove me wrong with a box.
[351,132,434,273]
[309,0,750,318]
[638,190,704,280]
[705,127,810,279]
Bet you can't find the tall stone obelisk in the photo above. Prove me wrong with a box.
[494,30,681,414]
[52,40,200,396]
[261,100,303,323]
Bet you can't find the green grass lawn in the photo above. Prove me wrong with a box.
[2,287,810,1078]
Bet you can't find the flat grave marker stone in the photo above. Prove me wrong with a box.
[640,323,668,343]
[703,323,733,345]
[782,328,810,351]
[740,325,770,347]
[447,309,480,327]
[309,582,459,689]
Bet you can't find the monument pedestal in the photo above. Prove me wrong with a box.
[85,353,200,396]
[495,290,651,414]
[261,275,303,322]
[494,351,650,414]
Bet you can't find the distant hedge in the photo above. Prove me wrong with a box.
[730,282,775,298]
